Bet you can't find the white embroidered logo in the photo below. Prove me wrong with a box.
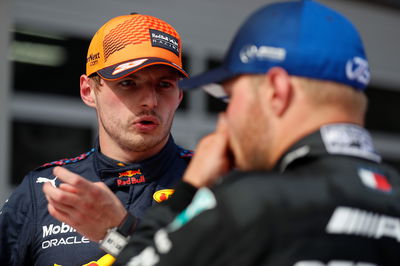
[346,56,370,86]
[36,176,58,187]
[240,45,286,63]
[112,59,148,75]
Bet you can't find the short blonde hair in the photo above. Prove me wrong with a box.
[292,76,368,118]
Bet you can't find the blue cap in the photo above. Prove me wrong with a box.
[180,0,370,96]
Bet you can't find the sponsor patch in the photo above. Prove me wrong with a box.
[358,168,392,192]
[320,124,381,163]
[82,254,116,266]
[42,235,90,249]
[36,176,58,187]
[43,222,77,238]
[87,52,101,67]
[240,44,286,63]
[326,206,400,242]
[116,169,146,187]
[42,221,90,249]
[150,29,179,56]
[153,189,175,203]
[119,170,142,177]
[112,59,148,75]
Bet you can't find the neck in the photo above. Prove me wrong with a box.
[269,107,364,169]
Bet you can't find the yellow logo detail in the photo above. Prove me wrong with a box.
[153,189,175,203]
[118,169,141,177]
[82,254,116,266]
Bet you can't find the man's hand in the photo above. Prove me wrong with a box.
[183,114,234,188]
[42,166,127,242]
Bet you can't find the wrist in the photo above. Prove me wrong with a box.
[99,212,137,257]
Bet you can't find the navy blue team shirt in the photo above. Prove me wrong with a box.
[0,135,192,265]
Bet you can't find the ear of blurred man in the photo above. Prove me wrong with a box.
[266,67,293,118]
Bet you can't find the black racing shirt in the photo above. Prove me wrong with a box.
[116,124,400,266]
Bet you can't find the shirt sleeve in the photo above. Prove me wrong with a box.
[115,180,199,265]
[0,173,35,265]
[114,181,237,266]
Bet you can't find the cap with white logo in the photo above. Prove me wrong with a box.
[86,13,188,80]
[179,0,370,96]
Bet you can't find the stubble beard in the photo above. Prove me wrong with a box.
[232,105,269,171]
[102,114,172,154]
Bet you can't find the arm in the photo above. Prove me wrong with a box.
[42,167,127,242]
[115,185,227,266]
[0,174,34,265]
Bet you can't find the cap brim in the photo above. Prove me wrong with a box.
[98,57,188,80]
[178,66,235,90]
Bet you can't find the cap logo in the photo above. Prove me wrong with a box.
[240,45,286,64]
[112,59,148,75]
[346,56,370,86]
[87,52,100,66]
[150,29,179,56]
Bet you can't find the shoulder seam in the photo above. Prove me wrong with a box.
[36,148,95,170]
[178,146,194,159]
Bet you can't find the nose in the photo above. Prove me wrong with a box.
[140,86,158,109]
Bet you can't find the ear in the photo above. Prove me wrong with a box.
[80,75,96,108]
[266,67,292,117]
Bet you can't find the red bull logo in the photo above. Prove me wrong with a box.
[153,189,175,203]
[116,169,145,187]
[118,169,141,177]
[116,175,145,187]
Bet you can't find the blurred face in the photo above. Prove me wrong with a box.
[223,75,271,170]
[91,65,182,157]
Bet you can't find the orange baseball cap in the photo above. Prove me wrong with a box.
[86,13,188,80]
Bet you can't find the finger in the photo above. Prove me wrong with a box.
[47,196,76,216]
[47,203,76,228]
[59,183,79,194]
[216,113,228,134]
[53,167,94,194]
[45,191,88,228]
[43,182,82,210]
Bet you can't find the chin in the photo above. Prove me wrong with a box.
[127,135,167,152]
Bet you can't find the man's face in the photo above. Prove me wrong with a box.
[223,75,271,170]
[92,65,182,156]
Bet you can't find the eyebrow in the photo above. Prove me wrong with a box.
[123,73,180,80]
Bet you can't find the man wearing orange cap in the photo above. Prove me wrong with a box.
[0,13,192,265]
